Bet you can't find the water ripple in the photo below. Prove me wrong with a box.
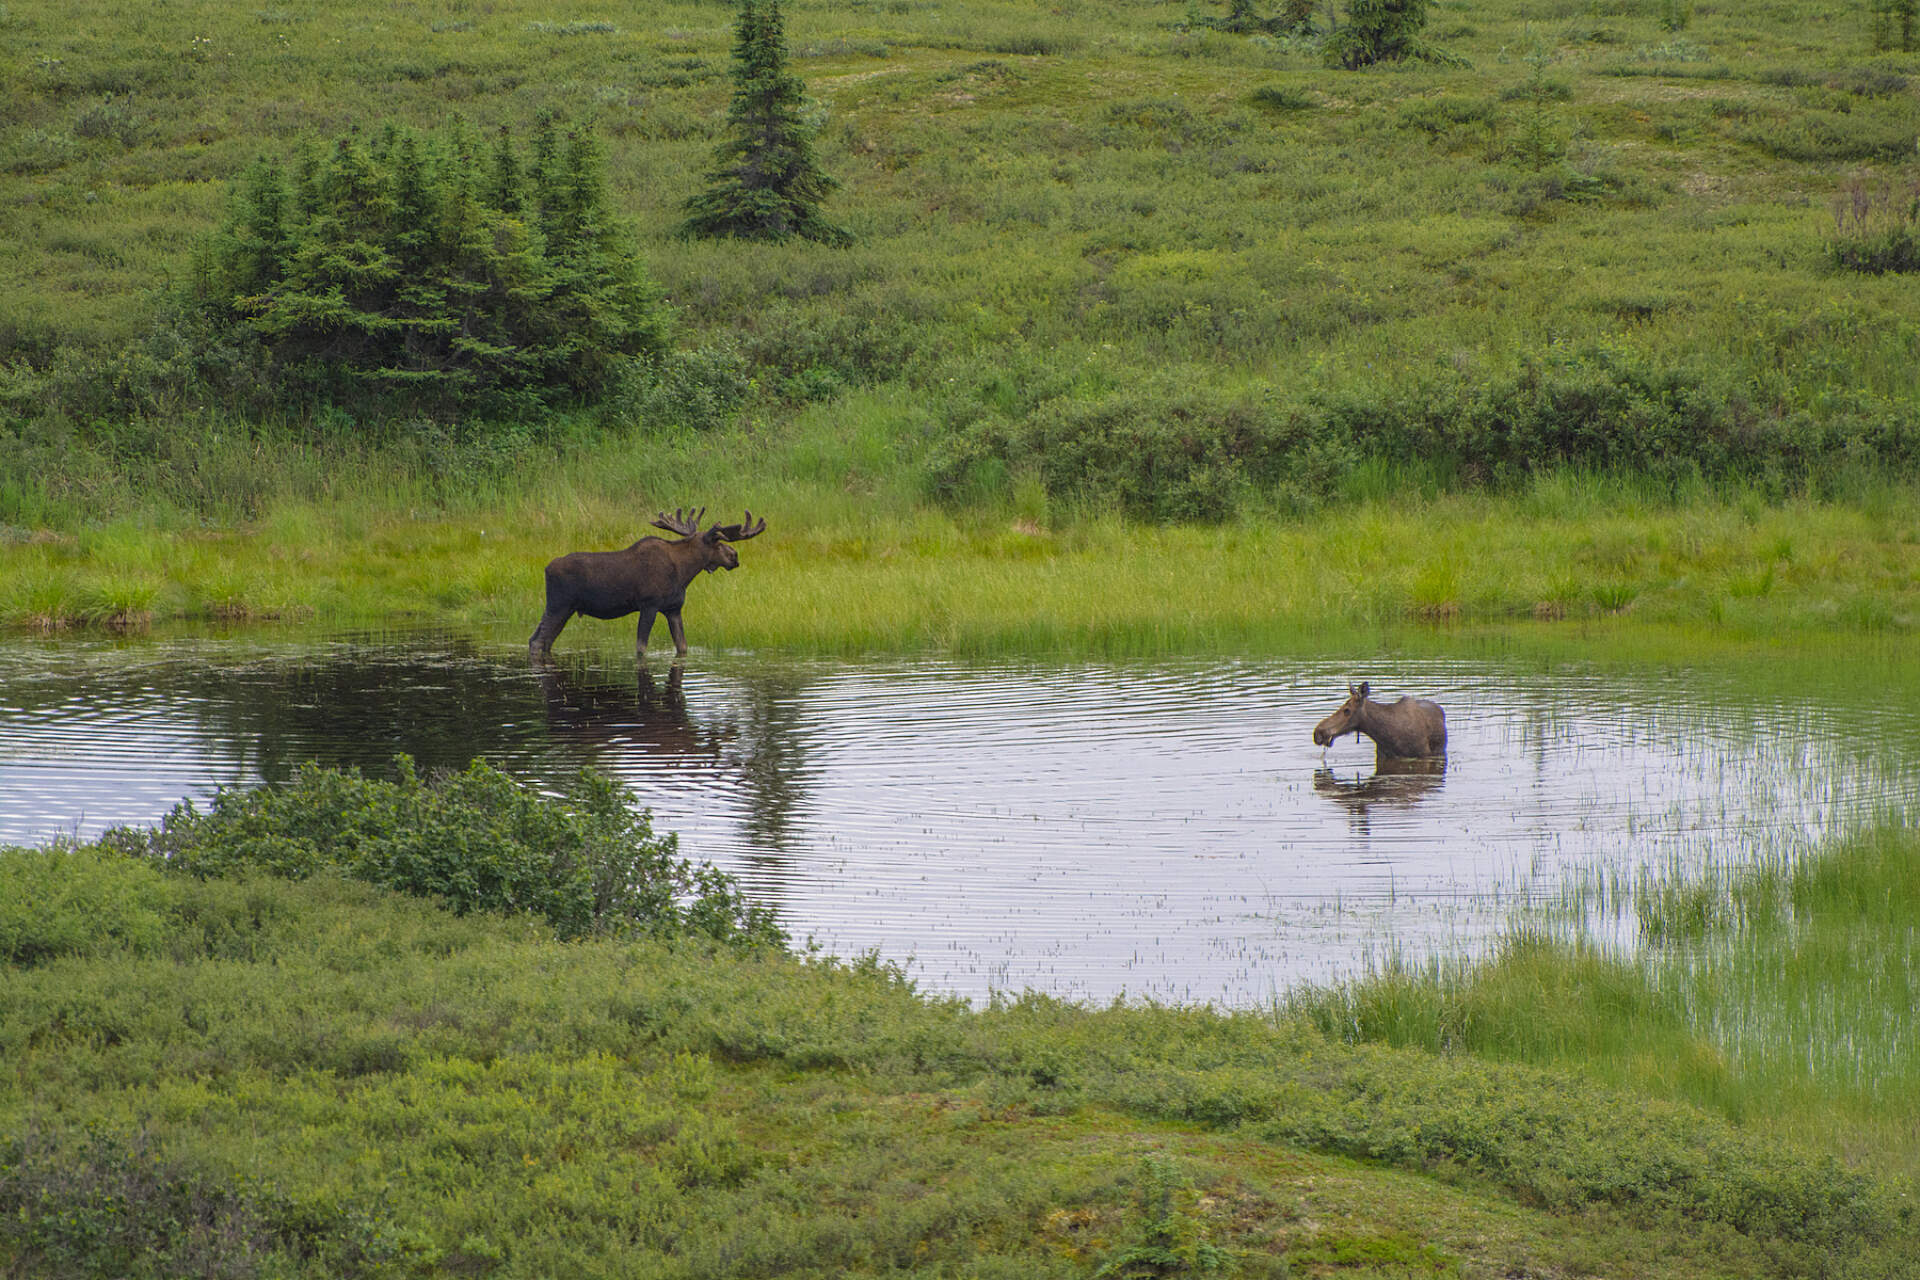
[1,634,1916,1006]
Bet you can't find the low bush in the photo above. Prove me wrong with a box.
[1872,0,1919,52]
[924,371,1356,522]
[0,1125,421,1280]
[2,852,1912,1276]
[0,845,175,967]
[1739,110,1919,162]
[101,757,784,949]
[1829,171,1920,274]
[613,341,755,431]
[923,348,1920,523]
[738,296,922,397]
[1340,349,1920,485]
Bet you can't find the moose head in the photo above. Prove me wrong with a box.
[650,507,768,575]
[1312,682,1371,748]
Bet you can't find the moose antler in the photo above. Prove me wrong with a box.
[713,511,767,542]
[651,507,706,538]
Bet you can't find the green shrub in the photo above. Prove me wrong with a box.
[1248,84,1314,111]
[0,845,175,967]
[1396,95,1501,138]
[1191,0,1296,37]
[1872,0,1919,52]
[0,1125,421,1280]
[615,341,755,431]
[1739,110,1919,162]
[1310,347,1920,487]
[1093,1155,1234,1277]
[0,127,80,175]
[925,372,1355,522]
[1829,171,1920,274]
[106,757,784,949]
[0,304,273,433]
[1325,0,1457,69]
[71,94,155,148]
[739,298,919,395]
[924,346,1920,523]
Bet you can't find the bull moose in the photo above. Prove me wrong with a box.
[1311,682,1447,761]
[529,508,766,659]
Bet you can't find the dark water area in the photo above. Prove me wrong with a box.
[3,630,1916,1006]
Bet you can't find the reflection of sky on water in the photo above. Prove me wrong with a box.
[1,633,1914,1007]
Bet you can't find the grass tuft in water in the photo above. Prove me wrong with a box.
[1293,820,1920,1181]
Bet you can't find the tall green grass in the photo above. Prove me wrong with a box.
[1289,820,1920,1183]
[7,407,1918,649]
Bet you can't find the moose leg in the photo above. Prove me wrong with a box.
[634,606,659,657]
[665,610,688,656]
[529,608,572,657]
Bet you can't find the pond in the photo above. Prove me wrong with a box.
[3,629,1916,1006]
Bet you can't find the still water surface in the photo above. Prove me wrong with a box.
[3,631,1914,1006]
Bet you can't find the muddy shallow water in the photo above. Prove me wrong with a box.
[3,630,1915,1005]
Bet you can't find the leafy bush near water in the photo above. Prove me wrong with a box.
[96,756,783,950]
[926,348,1920,522]
[0,844,176,967]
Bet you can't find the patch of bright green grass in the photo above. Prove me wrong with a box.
[1290,822,1920,1185]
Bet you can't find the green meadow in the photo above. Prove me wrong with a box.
[5,0,1920,1274]
[3,0,1919,640]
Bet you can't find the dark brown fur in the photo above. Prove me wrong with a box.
[1311,682,1447,760]
[529,509,764,658]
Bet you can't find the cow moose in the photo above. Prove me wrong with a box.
[1311,682,1447,761]
[529,508,766,659]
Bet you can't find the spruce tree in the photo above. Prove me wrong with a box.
[1325,0,1448,68]
[198,118,666,416]
[682,0,850,245]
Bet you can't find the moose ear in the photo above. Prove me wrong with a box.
[1357,681,1369,698]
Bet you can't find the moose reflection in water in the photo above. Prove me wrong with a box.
[529,507,767,659]
[529,656,816,857]
[534,658,712,760]
[1313,755,1447,826]
[1312,682,1447,763]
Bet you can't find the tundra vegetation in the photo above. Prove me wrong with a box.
[4,0,1920,1273]
[4,768,1918,1278]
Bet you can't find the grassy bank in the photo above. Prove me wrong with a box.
[1291,822,1920,1184]
[4,834,1915,1278]
[4,384,1919,648]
